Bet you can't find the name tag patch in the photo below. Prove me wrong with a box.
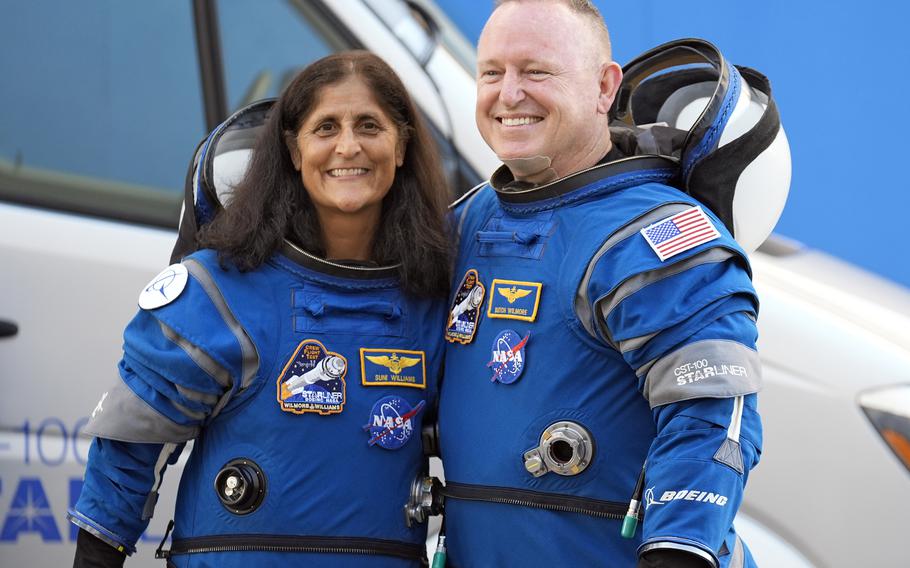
[277,339,347,415]
[487,279,542,322]
[363,396,425,450]
[445,268,485,344]
[360,348,427,389]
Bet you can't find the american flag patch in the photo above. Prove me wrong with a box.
[640,206,720,261]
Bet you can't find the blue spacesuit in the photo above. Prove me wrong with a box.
[438,156,763,568]
[69,243,444,567]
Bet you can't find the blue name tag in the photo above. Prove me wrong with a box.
[360,349,427,389]
[487,279,542,322]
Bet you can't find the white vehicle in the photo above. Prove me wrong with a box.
[0,1,906,567]
[744,238,910,568]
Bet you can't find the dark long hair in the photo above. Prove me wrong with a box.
[199,51,452,297]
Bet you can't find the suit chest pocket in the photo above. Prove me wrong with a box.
[475,211,556,260]
[293,286,404,337]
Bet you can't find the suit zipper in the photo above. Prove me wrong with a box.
[155,526,425,562]
[441,481,640,521]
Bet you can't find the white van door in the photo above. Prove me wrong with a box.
[0,1,484,566]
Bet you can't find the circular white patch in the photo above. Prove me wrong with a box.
[138,264,189,310]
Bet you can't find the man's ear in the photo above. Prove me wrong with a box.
[285,132,302,171]
[597,61,623,115]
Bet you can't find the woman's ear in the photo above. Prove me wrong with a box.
[285,132,302,171]
[395,138,407,168]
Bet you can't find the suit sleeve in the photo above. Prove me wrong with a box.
[68,259,258,553]
[585,205,763,566]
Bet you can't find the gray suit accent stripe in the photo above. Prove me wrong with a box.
[618,330,659,354]
[151,443,177,492]
[575,202,693,340]
[637,357,658,380]
[730,534,745,568]
[594,317,620,351]
[171,399,207,421]
[598,248,735,326]
[643,340,762,408]
[597,248,734,352]
[159,320,231,388]
[142,442,178,520]
[82,381,199,444]
[174,384,220,407]
[183,259,260,394]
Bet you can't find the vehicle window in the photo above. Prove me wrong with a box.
[426,127,483,200]
[217,0,349,111]
[0,1,205,227]
[217,0,480,197]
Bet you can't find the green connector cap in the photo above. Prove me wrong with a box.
[431,550,447,568]
[620,514,639,539]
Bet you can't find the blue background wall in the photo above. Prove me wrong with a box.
[437,1,910,288]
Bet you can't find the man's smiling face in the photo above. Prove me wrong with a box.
[475,1,618,180]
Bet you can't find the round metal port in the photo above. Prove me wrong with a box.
[548,439,575,464]
[539,421,594,476]
[214,458,266,515]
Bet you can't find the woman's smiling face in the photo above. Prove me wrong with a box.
[291,76,405,221]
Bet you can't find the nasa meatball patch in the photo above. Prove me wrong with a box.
[487,329,529,384]
[363,396,425,450]
[445,268,486,344]
[277,339,347,415]
[138,264,188,310]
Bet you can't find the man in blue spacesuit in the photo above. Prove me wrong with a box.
[436,1,764,567]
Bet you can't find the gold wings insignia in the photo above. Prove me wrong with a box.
[498,286,532,304]
[394,356,422,373]
[366,354,421,374]
[365,355,393,368]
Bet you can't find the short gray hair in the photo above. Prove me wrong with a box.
[493,0,613,59]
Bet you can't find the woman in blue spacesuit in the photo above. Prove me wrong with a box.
[70,51,451,567]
